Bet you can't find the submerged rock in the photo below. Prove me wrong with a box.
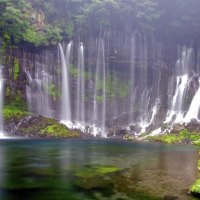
[73,165,120,190]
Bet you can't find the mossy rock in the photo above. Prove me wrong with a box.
[9,115,81,138]
[74,165,120,178]
[193,140,200,146]
[123,133,136,141]
[3,106,29,121]
[147,129,200,144]
[3,94,29,121]
[190,179,200,196]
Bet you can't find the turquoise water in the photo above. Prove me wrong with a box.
[0,139,199,200]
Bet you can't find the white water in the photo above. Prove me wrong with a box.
[76,42,85,122]
[165,47,194,123]
[129,34,136,122]
[185,79,200,122]
[59,42,72,122]
[101,39,106,134]
[22,35,200,136]
[25,52,53,117]
[165,74,189,123]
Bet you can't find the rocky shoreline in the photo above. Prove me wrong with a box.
[4,115,93,139]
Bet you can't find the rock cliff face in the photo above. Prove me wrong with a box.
[2,30,200,136]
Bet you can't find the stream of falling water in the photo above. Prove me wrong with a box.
[22,34,200,136]
[185,79,200,122]
[165,47,194,123]
[76,42,85,123]
[59,43,72,123]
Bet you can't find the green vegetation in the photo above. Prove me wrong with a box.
[18,116,81,138]
[41,123,80,138]
[69,65,78,77]
[3,96,28,120]
[147,129,200,144]
[96,76,130,102]
[48,84,61,101]
[191,179,200,195]
[0,0,199,46]
[193,140,200,146]
[190,159,200,196]
[75,165,120,179]
[13,58,19,81]
[74,165,120,190]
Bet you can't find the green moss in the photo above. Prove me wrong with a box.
[41,123,80,138]
[69,65,78,77]
[147,129,200,144]
[3,107,28,120]
[48,84,61,101]
[191,179,200,194]
[3,96,28,120]
[75,165,120,179]
[197,160,200,171]
[15,115,81,138]
[193,140,200,146]
[74,165,120,190]
[5,86,11,97]
[96,95,103,103]
[13,58,19,81]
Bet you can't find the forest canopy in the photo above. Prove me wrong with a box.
[0,0,200,46]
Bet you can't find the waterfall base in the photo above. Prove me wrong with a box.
[61,121,107,137]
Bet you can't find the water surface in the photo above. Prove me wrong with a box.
[0,139,199,200]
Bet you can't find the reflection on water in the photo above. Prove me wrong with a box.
[0,139,199,200]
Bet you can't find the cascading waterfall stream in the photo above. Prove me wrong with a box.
[21,33,200,136]
[76,42,85,123]
[92,38,106,134]
[129,34,136,123]
[185,79,200,122]
[25,52,53,118]
[101,39,106,134]
[59,42,72,124]
[165,47,194,123]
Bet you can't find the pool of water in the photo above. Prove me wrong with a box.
[0,138,199,200]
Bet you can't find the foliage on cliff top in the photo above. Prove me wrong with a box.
[0,0,199,46]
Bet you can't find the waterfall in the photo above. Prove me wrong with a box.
[76,42,85,122]
[185,79,200,122]
[0,67,3,136]
[93,38,106,133]
[165,47,194,123]
[20,33,200,136]
[59,42,72,123]
[129,34,136,122]
[25,52,53,118]
[166,74,189,123]
[101,39,106,134]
